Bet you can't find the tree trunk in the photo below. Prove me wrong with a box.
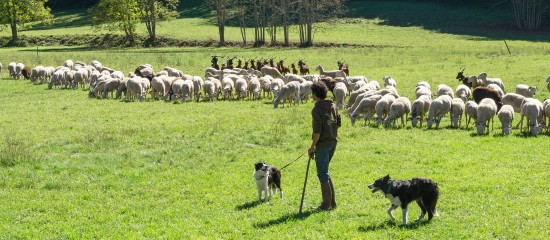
[9,0,18,41]
[10,22,18,42]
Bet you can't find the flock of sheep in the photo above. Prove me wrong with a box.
[1,59,549,136]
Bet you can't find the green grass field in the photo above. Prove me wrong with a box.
[1,1,550,238]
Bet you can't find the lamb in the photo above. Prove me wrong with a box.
[518,98,544,136]
[273,81,300,108]
[497,105,514,136]
[515,84,537,98]
[203,80,216,101]
[248,76,261,100]
[426,95,452,129]
[477,72,505,92]
[222,77,235,100]
[464,101,478,130]
[315,65,346,78]
[455,85,471,102]
[383,97,411,128]
[475,98,498,135]
[8,62,16,78]
[260,65,283,78]
[207,77,222,100]
[333,82,347,109]
[436,84,454,98]
[235,77,248,100]
[349,94,382,126]
[102,78,121,99]
[501,93,525,113]
[450,98,465,129]
[383,76,396,88]
[486,84,504,98]
[411,95,432,128]
[472,86,503,111]
[375,94,396,127]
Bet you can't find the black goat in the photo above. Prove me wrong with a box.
[456,69,473,88]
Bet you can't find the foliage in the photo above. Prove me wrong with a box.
[88,0,140,41]
[136,0,180,43]
[0,0,53,41]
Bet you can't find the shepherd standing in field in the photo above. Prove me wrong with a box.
[308,82,341,211]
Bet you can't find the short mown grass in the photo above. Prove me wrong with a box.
[1,0,550,238]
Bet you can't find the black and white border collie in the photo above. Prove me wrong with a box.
[253,162,283,202]
[368,175,439,224]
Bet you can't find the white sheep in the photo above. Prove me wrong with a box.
[436,84,454,98]
[467,75,483,89]
[501,93,525,113]
[260,65,283,78]
[29,66,45,83]
[116,78,128,99]
[497,105,514,136]
[455,85,471,102]
[192,76,204,102]
[315,65,346,78]
[64,70,75,89]
[235,77,248,100]
[89,77,110,98]
[450,98,465,129]
[222,77,235,100]
[270,78,284,100]
[543,99,550,133]
[259,76,273,99]
[478,72,505,92]
[333,82,347,109]
[248,76,261,100]
[411,95,432,128]
[384,97,411,128]
[72,68,90,90]
[102,78,121,99]
[299,81,313,103]
[349,95,382,126]
[283,74,306,84]
[15,63,24,79]
[8,62,16,78]
[383,76,396,88]
[416,81,430,89]
[518,98,544,136]
[127,77,145,101]
[164,66,184,77]
[64,60,74,70]
[273,81,300,108]
[347,89,378,115]
[171,79,185,102]
[375,94,396,127]
[150,76,166,100]
[475,98,497,135]
[181,80,194,103]
[415,86,432,99]
[487,83,504,98]
[515,84,537,98]
[346,81,380,108]
[90,60,103,71]
[426,95,452,129]
[464,100,478,130]
[203,80,216,101]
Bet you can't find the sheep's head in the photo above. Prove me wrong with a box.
[476,122,486,135]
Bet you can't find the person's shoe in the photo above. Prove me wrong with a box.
[329,178,336,210]
[317,181,332,211]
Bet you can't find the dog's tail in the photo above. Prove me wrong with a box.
[427,184,440,219]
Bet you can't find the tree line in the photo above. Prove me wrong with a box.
[0,0,549,47]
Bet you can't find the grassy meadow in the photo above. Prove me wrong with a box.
[1,1,550,238]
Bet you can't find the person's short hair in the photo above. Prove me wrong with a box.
[311,82,328,99]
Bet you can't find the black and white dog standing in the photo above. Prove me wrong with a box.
[253,162,283,202]
[368,175,439,224]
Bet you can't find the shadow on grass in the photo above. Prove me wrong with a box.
[235,200,262,211]
[253,210,314,228]
[358,219,431,232]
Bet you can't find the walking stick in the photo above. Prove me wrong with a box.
[299,154,313,213]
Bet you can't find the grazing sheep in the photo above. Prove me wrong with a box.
[450,98,465,129]
[497,105,514,136]
[64,70,75,89]
[436,84,454,98]
[102,78,121,99]
[171,79,185,102]
[259,76,273,99]
[384,97,411,128]
[543,99,550,133]
[260,65,283,78]
[383,76,396,88]
[315,65,346,78]
[426,95,452,129]
[116,78,129,99]
[192,76,204,102]
[222,77,235,100]
[235,77,248,100]
[164,66,184,77]
[349,94,382,126]
[518,98,544,136]
[203,80,216,101]
[48,70,65,89]
[464,101,478,130]
[347,89,378,114]
[181,80,194,102]
[411,95,432,128]
[15,63,24,79]
[89,77,109,98]
[467,75,483,89]
[478,72,505,92]
[333,82,347,109]
[299,81,313,102]
[416,81,430,89]
[91,60,103,71]
[64,60,74,70]
[375,94,396,127]
[472,86,503,111]
[270,78,284,99]
[501,93,525,113]
[415,86,432,99]
[248,76,261,100]
[8,62,16,78]
[127,77,145,101]
[515,84,537,98]
[476,98,497,135]
[273,81,300,108]
[73,68,90,90]
[283,74,306,84]
[150,76,166,100]
[346,81,382,109]
[455,85,471,102]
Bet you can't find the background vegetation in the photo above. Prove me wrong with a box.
[0,0,549,238]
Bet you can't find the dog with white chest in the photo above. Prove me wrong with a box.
[368,175,439,225]
[253,161,283,202]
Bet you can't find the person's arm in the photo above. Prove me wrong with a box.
[309,133,320,157]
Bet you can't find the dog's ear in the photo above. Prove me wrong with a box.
[383,175,390,181]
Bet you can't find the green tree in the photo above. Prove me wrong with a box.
[0,0,53,41]
[137,0,179,43]
[89,0,140,42]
